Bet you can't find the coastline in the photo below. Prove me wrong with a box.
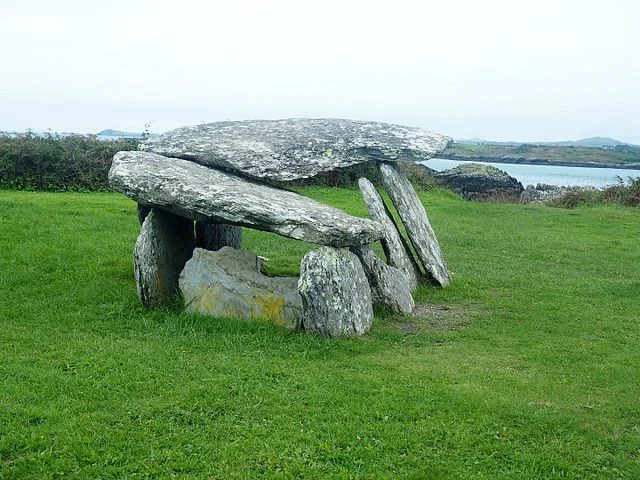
[437,154,640,170]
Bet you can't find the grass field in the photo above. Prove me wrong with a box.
[1,188,639,479]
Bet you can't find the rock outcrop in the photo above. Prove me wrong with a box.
[109,151,383,247]
[379,162,451,286]
[434,163,524,201]
[134,208,195,307]
[180,247,302,329]
[141,118,452,182]
[298,247,373,337]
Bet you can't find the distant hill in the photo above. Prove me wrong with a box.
[96,129,149,139]
[456,136,636,148]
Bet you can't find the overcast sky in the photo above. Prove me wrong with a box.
[2,0,639,143]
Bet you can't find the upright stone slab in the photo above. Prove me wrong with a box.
[378,162,451,286]
[298,247,373,337]
[109,151,383,247]
[358,177,419,290]
[134,208,195,308]
[140,118,452,182]
[180,247,302,329]
[351,245,414,314]
[195,222,242,251]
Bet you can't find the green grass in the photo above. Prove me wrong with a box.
[1,188,639,479]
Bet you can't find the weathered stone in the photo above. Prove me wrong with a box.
[140,118,452,182]
[434,163,524,201]
[195,222,242,251]
[134,208,195,308]
[180,247,302,329]
[351,245,414,314]
[298,247,373,337]
[378,162,451,286]
[358,177,419,290]
[109,151,382,247]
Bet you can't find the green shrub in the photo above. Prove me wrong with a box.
[549,177,640,208]
[0,133,139,191]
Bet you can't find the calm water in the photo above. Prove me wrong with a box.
[422,158,640,188]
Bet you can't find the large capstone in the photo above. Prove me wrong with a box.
[180,247,302,329]
[358,177,419,290]
[351,245,414,314]
[378,162,451,287]
[298,247,373,337]
[140,118,452,182]
[134,208,195,308]
[109,151,383,247]
[434,163,524,201]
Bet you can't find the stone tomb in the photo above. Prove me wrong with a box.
[109,118,452,337]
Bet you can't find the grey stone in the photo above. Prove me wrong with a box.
[134,208,195,308]
[378,162,451,286]
[180,247,302,329]
[298,247,373,337]
[351,245,414,314]
[358,177,419,290]
[434,163,524,201]
[109,151,382,247]
[195,222,242,251]
[140,118,452,182]
[136,203,151,225]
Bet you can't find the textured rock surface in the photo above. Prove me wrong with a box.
[180,247,302,329]
[140,118,452,182]
[298,247,373,337]
[379,162,451,286]
[109,151,382,247]
[358,177,419,290]
[134,208,195,308]
[195,222,242,251]
[351,245,414,314]
[434,163,524,200]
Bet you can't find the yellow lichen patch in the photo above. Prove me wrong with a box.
[251,292,286,327]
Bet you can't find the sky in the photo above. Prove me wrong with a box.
[1,0,639,143]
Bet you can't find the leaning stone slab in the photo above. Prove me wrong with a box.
[298,247,373,337]
[378,162,451,286]
[358,177,419,290]
[134,208,195,308]
[140,118,452,182]
[180,247,302,329]
[351,245,414,314]
[109,151,382,247]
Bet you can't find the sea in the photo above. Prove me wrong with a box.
[422,158,640,188]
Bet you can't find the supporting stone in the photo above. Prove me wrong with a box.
[137,203,151,225]
[378,162,451,287]
[298,247,373,337]
[195,222,243,251]
[134,208,195,308]
[358,177,419,290]
[180,247,302,329]
[351,245,414,314]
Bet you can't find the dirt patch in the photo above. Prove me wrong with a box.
[391,303,469,334]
